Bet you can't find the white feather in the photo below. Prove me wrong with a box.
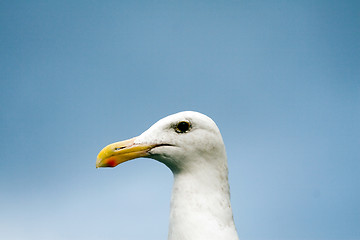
[135,111,239,240]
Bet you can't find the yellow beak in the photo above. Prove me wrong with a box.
[96,137,155,168]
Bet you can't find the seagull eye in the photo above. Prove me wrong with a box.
[175,121,191,133]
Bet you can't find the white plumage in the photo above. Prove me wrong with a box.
[97,111,239,240]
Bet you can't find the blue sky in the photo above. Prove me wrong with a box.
[1,1,359,240]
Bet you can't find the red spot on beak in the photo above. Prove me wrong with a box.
[106,157,117,167]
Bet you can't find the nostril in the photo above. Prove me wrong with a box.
[114,146,126,151]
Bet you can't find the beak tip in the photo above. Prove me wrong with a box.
[96,158,102,168]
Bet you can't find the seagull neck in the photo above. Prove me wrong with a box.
[168,164,238,240]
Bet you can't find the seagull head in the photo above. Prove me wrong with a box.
[96,111,227,173]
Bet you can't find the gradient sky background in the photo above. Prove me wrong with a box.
[1,1,359,240]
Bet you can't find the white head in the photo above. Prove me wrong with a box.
[96,111,227,175]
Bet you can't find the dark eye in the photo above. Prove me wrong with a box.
[175,121,191,133]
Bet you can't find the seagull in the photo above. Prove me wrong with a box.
[96,111,239,240]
